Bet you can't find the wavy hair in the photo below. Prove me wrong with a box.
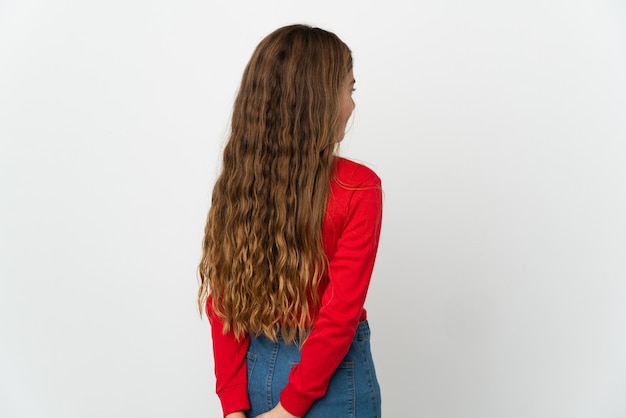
[198,25,353,342]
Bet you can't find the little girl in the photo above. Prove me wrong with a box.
[198,24,383,418]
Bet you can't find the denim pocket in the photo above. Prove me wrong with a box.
[290,361,356,417]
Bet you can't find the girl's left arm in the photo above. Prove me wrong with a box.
[280,171,383,416]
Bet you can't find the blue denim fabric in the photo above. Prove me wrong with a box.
[246,321,381,418]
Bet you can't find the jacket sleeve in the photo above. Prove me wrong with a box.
[280,174,383,416]
[206,295,251,416]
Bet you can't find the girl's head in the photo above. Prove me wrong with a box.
[233,24,354,149]
[199,25,354,342]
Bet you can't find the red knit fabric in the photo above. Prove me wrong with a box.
[207,157,383,417]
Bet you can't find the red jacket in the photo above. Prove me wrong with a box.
[207,157,383,417]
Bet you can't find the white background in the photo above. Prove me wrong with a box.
[1,1,625,417]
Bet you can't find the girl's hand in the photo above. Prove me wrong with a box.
[255,402,300,418]
[225,412,246,418]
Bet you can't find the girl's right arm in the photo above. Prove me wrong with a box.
[207,295,251,416]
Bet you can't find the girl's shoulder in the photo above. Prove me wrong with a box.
[334,157,381,188]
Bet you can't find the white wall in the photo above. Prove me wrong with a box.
[1,1,625,417]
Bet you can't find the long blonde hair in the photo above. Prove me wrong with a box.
[198,25,353,342]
